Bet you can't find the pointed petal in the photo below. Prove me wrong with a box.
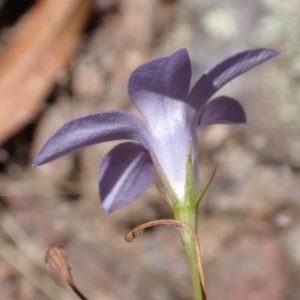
[33,111,152,166]
[99,142,153,213]
[128,49,197,199]
[199,96,246,126]
[128,48,192,133]
[188,48,280,111]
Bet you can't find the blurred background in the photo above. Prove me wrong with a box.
[0,0,299,299]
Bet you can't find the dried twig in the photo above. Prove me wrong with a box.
[125,219,206,297]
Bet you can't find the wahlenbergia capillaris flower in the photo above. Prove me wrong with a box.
[33,48,279,214]
[34,48,279,300]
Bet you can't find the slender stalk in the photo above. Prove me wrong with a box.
[181,227,205,300]
[173,205,206,300]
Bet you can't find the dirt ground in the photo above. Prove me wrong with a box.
[0,0,299,299]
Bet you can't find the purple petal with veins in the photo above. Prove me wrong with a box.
[188,48,280,112]
[99,142,153,213]
[129,49,198,198]
[199,96,246,126]
[128,48,193,131]
[33,111,153,166]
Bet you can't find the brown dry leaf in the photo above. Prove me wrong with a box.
[45,245,89,300]
[45,245,73,285]
[0,0,94,144]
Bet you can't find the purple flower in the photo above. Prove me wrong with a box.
[33,48,279,213]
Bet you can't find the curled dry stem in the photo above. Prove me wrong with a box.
[125,219,205,296]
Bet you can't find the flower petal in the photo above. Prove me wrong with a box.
[188,48,280,111]
[128,49,196,198]
[99,142,153,213]
[128,49,197,197]
[199,96,246,126]
[128,48,192,133]
[33,111,152,166]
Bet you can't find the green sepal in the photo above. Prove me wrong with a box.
[183,139,197,206]
[195,163,218,208]
[172,139,198,231]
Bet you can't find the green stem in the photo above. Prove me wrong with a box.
[173,205,205,300]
